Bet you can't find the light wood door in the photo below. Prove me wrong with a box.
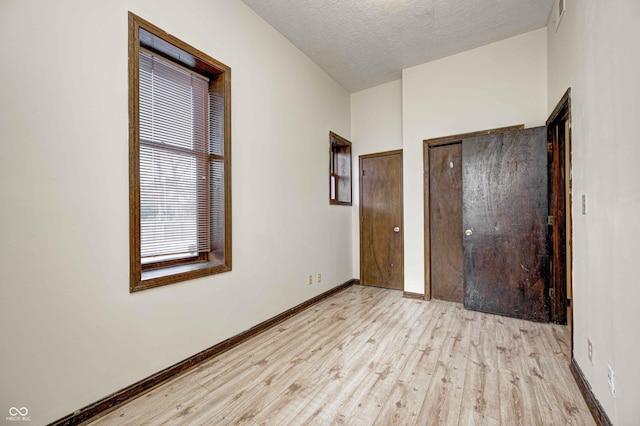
[429,143,463,303]
[359,150,403,290]
[462,127,549,322]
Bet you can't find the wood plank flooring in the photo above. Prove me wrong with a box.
[88,285,594,425]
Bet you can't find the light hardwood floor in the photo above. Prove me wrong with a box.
[88,285,595,425]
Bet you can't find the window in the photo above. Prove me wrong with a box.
[129,13,231,292]
[329,132,352,205]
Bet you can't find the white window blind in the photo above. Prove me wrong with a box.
[209,87,225,258]
[139,49,211,262]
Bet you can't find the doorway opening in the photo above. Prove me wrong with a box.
[547,88,573,331]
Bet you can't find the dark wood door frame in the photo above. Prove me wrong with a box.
[422,124,524,300]
[359,149,404,290]
[547,88,573,329]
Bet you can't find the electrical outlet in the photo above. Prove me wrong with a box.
[608,364,616,396]
[587,339,593,363]
[317,273,321,283]
[308,275,313,285]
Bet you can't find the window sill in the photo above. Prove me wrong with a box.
[131,260,231,292]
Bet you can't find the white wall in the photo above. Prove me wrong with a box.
[401,29,548,293]
[350,80,403,277]
[548,1,640,423]
[0,0,351,423]
[547,0,579,113]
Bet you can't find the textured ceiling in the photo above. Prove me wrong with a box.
[241,0,555,92]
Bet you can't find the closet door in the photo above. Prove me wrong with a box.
[429,143,463,303]
[462,127,549,322]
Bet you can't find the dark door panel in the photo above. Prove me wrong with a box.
[462,127,549,322]
[429,143,463,303]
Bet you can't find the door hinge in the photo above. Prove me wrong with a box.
[362,169,365,176]
[548,215,554,225]
[547,142,553,152]
[567,298,572,308]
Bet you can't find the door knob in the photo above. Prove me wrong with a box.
[393,226,400,233]
[465,229,473,236]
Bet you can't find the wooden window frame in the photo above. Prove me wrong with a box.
[329,131,352,206]
[129,12,232,292]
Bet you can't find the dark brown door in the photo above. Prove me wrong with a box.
[547,91,571,326]
[429,143,463,303]
[360,150,403,290]
[462,127,549,322]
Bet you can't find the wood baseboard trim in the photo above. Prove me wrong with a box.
[570,357,613,426]
[403,291,424,300]
[49,279,357,426]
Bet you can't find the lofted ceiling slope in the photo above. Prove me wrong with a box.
[241,0,555,92]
